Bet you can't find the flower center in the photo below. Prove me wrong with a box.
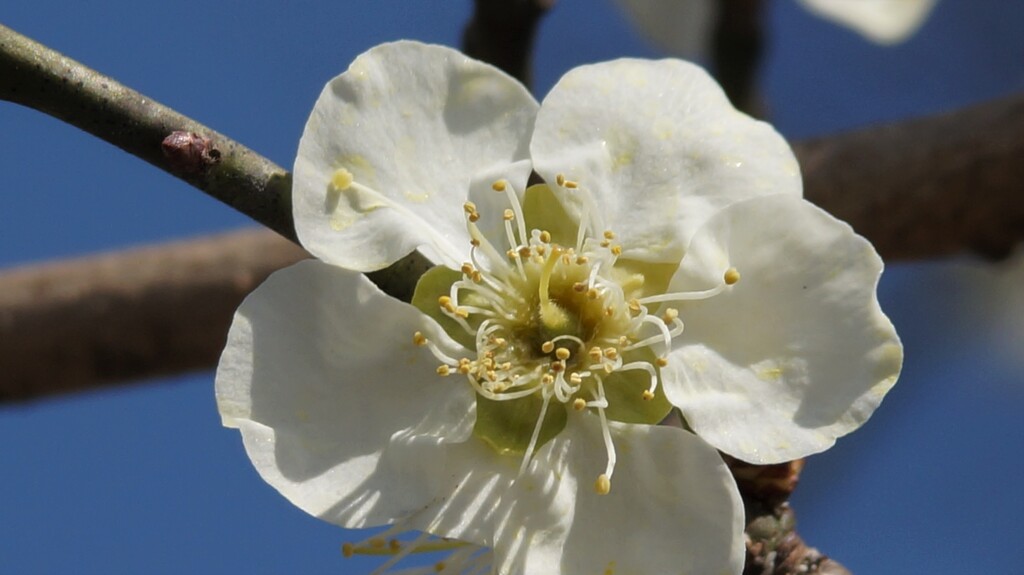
[410,174,739,494]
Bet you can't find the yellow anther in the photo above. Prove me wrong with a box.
[518,246,532,258]
[642,390,655,401]
[492,180,507,192]
[662,308,679,322]
[576,255,589,265]
[503,208,515,221]
[458,364,471,375]
[724,267,741,285]
[656,357,669,367]
[413,332,427,346]
[541,341,555,354]
[561,253,572,265]
[618,336,629,347]
[603,363,615,374]
[595,474,611,495]
[603,347,618,360]
[556,174,566,186]
[506,249,518,260]
[564,179,579,189]
[539,230,552,243]
[600,239,611,248]
[573,398,587,411]
[573,282,587,292]
[569,372,583,384]
[536,244,546,256]
[603,230,615,240]
[454,307,470,319]
[461,262,474,275]
[342,543,354,558]
[331,168,354,191]
[611,245,623,256]
[463,201,477,214]
[628,299,642,313]
[556,347,571,360]
[587,288,600,300]
[604,307,614,316]
[470,238,481,247]
[589,347,603,362]
[471,271,483,283]
[436,365,451,376]
[541,374,555,385]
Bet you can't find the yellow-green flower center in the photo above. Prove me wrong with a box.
[410,176,738,494]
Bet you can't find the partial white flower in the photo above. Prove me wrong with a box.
[796,0,938,44]
[217,40,902,574]
[614,0,937,52]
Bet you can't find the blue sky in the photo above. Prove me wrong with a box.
[2,1,1023,573]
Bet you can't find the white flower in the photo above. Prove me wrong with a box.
[216,41,902,574]
[615,0,937,51]
[796,0,937,44]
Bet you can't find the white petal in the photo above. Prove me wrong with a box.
[293,41,539,271]
[402,437,571,555]
[613,0,716,57]
[215,260,476,527]
[395,414,744,575]
[511,415,744,575]
[662,195,902,463]
[531,58,800,263]
[796,0,937,44]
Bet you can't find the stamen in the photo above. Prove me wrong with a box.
[593,378,617,495]
[331,168,354,190]
[724,267,741,285]
[518,390,553,476]
[618,361,659,396]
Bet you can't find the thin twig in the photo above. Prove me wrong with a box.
[462,0,553,87]
[0,23,296,242]
[712,0,765,116]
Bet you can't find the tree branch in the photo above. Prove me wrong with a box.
[462,0,553,87]
[0,230,306,401]
[794,93,1024,261]
[0,23,296,243]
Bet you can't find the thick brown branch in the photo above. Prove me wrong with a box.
[0,230,307,401]
[795,93,1024,261]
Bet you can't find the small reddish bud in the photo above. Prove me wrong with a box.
[161,131,221,175]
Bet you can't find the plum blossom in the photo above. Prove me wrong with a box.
[216,41,901,574]
[615,0,937,54]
